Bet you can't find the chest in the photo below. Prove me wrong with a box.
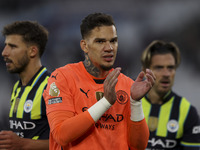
[72,79,131,115]
[10,86,44,120]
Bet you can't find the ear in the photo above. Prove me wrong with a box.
[80,39,88,53]
[29,46,39,58]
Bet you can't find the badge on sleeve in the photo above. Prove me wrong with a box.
[49,82,60,97]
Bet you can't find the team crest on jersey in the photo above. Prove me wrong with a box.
[24,100,33,113]
[167,119,179,133]
[148,116,158,132]
[96,92,104,101]
[116,90,128,104]
[49,82,60,97]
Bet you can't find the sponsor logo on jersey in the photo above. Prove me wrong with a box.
[167,119,179,133]
[100,113,124,122]
[116,90,128,104]
[82,107,124,123]
[80,88,90,98]
[49,82,60,96]
[193,125,200,134]
[10,120,36,130]
[48,97,62,104]
[148,137,177,149]
[148,116,158,132]
[15,132,24,137]
[82,107,88,112]
[24,100,33,113]
[51,73,58,80]
[95,123,115,130]
[96,114,124,131]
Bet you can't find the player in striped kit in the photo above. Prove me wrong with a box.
[0,21,50,150]
[141,40,200,150]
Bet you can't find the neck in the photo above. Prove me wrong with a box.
[83,55,109,78]
[147,90,166,105]
[19,60,42,86]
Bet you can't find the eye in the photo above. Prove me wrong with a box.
[110,38,118,43]
[154,66,163,71]
[8,44,17,49]
[168,66,175,71]
[96,39,105,43]
[10,45,16,48]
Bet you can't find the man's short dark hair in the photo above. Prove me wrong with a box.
[80,12,115,39]
[2,21,49,57]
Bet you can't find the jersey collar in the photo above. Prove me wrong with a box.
[18,66,46,87]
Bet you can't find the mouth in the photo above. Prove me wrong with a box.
[103,54,114,62]
[160,80,170,87]
[4,58,13,67]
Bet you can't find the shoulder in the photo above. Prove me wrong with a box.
[173,92,199,118]
[172,92,191,105]
[13,80,20,87]
[52,62,82,75]
[11,80,20,93]
[189,105,200,118]
[48,62,83,86]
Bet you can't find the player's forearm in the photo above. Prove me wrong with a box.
[48,97,111,147]
[19,139,49,150]
[49,110,94,147]
[128,97,149,150]
[128,119,149,150]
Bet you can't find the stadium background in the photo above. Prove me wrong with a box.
[0,0,200,129]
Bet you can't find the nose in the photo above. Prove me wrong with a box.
[104,42,113,51]
[2,45,9,57]
[162,68,171,76]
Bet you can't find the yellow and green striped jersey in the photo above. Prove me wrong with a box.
[9,66,50,139]
[142,91,200,150]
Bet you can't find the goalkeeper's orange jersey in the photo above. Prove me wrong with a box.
[43,62,149,150]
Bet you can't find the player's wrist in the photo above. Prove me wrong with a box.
[130,97,144,121]
[88,97,111,122]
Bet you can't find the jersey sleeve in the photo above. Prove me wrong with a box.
[43,68,96,147]
[47,110,94,147]
[128,118,149,150]
[180,105,200,148]
[43,68,75,114]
